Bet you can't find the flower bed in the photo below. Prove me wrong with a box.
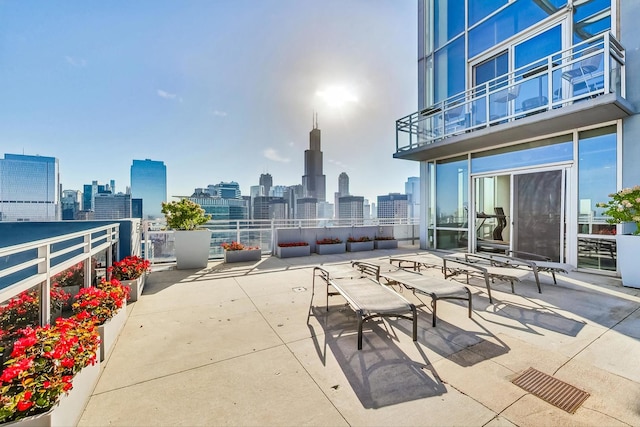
[221,242,262,263]
[108,256,150,302]
[276,242,310,258]
[374,237,398,249]
[316,238,345,255]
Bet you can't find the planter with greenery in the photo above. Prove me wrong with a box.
[346,236,374,252]
[221,242,261,263]
[275,242,310,258]
[374,235,398,249]
[597,185,640,288]
[316,238,345,255]
[108,255,151,302]
[162,199,212,270]
[72,279,129,361]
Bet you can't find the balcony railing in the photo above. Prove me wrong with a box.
[396,32,626,153]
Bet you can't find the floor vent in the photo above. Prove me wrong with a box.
[511,367,590,414]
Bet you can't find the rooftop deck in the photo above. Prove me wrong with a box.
[79,247,640,426]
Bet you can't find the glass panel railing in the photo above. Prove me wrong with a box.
[396,32,625,153]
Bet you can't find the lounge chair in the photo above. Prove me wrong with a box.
[313,264,418,350]
[354,261,472,327]
[504,250,573,284]
[443,253,538,303]
[388,254,443,271]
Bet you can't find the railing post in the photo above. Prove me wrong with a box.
[236,220,240,243]
[604,33,610,94]
[547,55,553,110]
[485,82,490,126]
[38,244,51,326]
[271,219,276,255]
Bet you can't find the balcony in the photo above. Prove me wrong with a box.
[396,33,634,161]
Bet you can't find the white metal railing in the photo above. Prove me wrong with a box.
[396,32,625,153]
[0,224,119,325]
[142,217,420,263]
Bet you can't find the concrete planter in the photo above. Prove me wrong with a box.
[276,245,311,258]
[98,303,127,362]
[3,360,101,427]
[616,235,640,288]
[224,249,262,263]
[374,239,398,249]
[121,275,145,302]
[316,242,346,255]
[174,230,211,270]
[346,241,374,252]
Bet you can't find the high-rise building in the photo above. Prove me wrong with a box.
[296,197,317,220]
[363,199,372,220]
[0,154,59,221]
[82,180,113,212]
[338,195,364,225]
[130,159,167,220]
[377,193,408,221]
[93,193,132,220]
[212,181,241,199]
[253,196,287,220]
[131,198,143,219]
[259,173,273,197]
[395,0,637,266]
[61,190,82,220]
[405,177,420,219]
[189,195,248,220]
[285,184,304,219]
[334,172,350,219]
[302,115,326,202]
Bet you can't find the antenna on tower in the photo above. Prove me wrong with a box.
[315,112,318,129]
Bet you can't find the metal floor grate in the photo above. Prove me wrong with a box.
[512,367,590,414]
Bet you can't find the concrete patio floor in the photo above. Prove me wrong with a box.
[79,247,640,426]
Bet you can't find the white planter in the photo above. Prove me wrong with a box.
[3,360,101,427]
[121,275,145,302]
[224,249,262,263]
[346,241,374,252]
[276,245,311,258]
[616,235,640,288]
[316,243,346,255]
[174,230,211,270]
[98,304,127,362]
[374,239,398,249]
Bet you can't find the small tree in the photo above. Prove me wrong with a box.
[161,199,211,231]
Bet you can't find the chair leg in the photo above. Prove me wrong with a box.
[466,288,472,318]
[357,311,364,350]
[431,298,437,327]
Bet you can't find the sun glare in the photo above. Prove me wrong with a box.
[316,85,358,109]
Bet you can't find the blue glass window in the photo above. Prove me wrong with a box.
[469,0,566,58]
[514,25,561,70]
[434,36,465,102]
[436,157,468,227]
[469,0,507,26]
[434,0,465,49]
[471,135,573,174]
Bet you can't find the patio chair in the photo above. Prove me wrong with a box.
[443,253,538,303]
[388,254,443,272]
[313,264,417,350]
[354,261,472,327]
[504,250,574,284]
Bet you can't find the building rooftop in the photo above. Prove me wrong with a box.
[79,248,640,426]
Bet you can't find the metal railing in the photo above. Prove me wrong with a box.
[142,217,420,264]
[396,32,625,153]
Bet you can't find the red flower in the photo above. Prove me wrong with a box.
[61,358,75,368]
[16,399,33,412]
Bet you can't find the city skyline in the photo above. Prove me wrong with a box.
[0,1,419,204]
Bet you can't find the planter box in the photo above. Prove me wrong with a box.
[374,239,398,249]
[316,243,346,255]
[616,235,640,288]
[224,248,262,263]
[4,360,101,427]
[98,303,127,362]
[276,245,311,258]
[346,241,374,252]
[174,230,211,270]
[122,275,145,302]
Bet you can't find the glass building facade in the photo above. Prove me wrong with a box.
[397,0,640,273]
[130,159,167,220]
[0,154,59,221]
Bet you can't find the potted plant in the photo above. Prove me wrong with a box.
[374,235,398,249]
[108,255,151,302]
[161,199,212,270]
[72,279,129,361]
[0,316,100,426]
[346,236,374,252]
[315,238,345,255]
[221,242,261,263]
[275,242,310,258]
[597,185,640,288]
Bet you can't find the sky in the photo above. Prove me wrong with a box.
[0,0,419,203]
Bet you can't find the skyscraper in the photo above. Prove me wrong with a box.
[0,154,59,221]
[259,173,272,197]
[405,177,420,219]
[377,193,408,221]
[93,193,132,220]
[61,190,81,220]
[130,159,167,220]
[334,172,349,219]
[302,114,326,202]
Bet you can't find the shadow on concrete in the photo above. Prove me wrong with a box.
[308,305,446,409]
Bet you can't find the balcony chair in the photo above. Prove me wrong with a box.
[562,51,603,93]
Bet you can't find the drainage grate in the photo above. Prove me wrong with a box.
[512,367,590,414]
